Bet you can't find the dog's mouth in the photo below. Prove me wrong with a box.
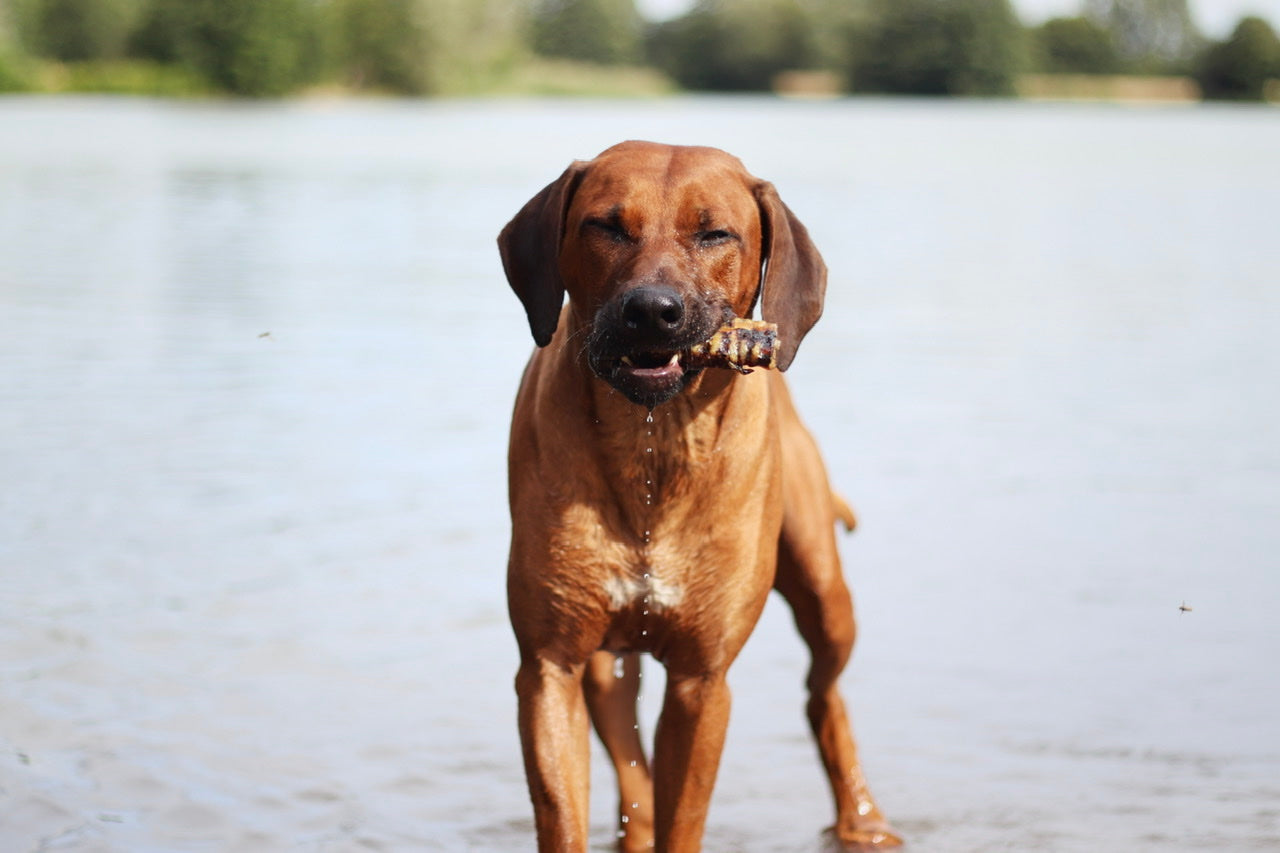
[619,350,683,377]
[587,295,729,409]
[598,349,692,408]
[589,328,718,408]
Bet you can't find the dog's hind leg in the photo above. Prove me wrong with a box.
[773,417,902,849]
[774,529,901,850]
[583,650,654,852]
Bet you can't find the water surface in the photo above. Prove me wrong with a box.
[1,96,1277,851]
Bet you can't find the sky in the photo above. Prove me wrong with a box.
[634,0,1280,38]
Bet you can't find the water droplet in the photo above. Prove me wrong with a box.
[631,802,639,810]
[857,800,873,816]
[613,655,625,679]
[646,411,654,424]
[646,447,652,453]
[629,760,637,767]
[621,815,630,824]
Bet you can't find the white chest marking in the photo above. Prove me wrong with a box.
[603,572,685,611]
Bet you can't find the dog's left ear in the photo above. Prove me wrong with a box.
[498,162,588,347]
[755,182,827,372]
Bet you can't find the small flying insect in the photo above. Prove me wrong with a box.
[1179,601,1192,613]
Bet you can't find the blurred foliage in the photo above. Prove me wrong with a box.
[648,0,827,91]
[412,0,526,94]
[1083,0,1200,72]
[129,0,320,96]
[1032,16,1122,73]
[19,0,142,61]
[0,0,31,89]
[532,0,643,65]
[1196,16,1280,101]
[325,0,435,93]
[0,47,30,90]
[41,58,211,94]
[849,0,1026,96]
[0,0,1275,99]
[490,55,674,96]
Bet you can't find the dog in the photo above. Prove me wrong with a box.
[498,141,899,852]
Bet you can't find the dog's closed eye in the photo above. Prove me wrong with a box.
[585,216,634,244]
[694,229,738,247]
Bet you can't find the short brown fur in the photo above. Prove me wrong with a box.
[499,141,899,852]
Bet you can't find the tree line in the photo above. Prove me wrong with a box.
[1,0,1277,100]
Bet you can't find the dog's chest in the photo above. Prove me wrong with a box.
[602,569,685,612]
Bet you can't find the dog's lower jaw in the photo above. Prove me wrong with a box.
[590,354,696,409]
[611,371,688,409]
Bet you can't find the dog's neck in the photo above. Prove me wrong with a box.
[530,310,774,511]
[583,351,770,488]
[578,365,770,550]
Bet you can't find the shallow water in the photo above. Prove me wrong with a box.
[1,96,1277,851]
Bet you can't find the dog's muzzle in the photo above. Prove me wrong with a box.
[587,285,725,409]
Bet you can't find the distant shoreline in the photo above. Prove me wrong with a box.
[5,58,1279,105]
[1017,74,1204,103]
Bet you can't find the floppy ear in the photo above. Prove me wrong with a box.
[497,162,587,347]
[755,182,827,372]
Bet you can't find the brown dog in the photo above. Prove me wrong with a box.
[498,141,900,852]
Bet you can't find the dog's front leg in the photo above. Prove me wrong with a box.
[652,671,732,851]
[516,655,592,852]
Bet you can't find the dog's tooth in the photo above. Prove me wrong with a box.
[666,353,680,367]
[621,356,634,366]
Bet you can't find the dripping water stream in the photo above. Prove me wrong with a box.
[617,407,655,842]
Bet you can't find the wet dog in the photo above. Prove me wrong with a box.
[498,141,899,852]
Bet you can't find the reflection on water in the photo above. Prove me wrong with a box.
[1,96,1278,852]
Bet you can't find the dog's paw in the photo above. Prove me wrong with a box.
[821,822,904,851]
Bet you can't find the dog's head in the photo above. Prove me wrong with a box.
[498,141,826,408]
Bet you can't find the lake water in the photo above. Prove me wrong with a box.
[1,96,1277,852]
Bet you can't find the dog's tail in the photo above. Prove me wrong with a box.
[833,492,858,534]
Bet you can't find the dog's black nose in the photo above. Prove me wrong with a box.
[621,286,685,335]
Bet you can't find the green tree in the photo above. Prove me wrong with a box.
[417,0,525,93]
[1033,15,1121,73]
[328,0,432,92]
[1084,0,1200,72]
[0,50,25,90]
[648,0,817,91]
[13,0,141,61]
[850,0,1026,96]
[1196,16,1280,101]
[131,0,319,96]
[0,0,27,89]
[531,0,642,65]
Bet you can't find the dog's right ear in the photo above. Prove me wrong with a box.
[497,162,588,347]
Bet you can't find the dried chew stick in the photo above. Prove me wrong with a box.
[684,318,779,373]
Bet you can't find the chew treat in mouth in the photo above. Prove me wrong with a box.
[683,318,778,373]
